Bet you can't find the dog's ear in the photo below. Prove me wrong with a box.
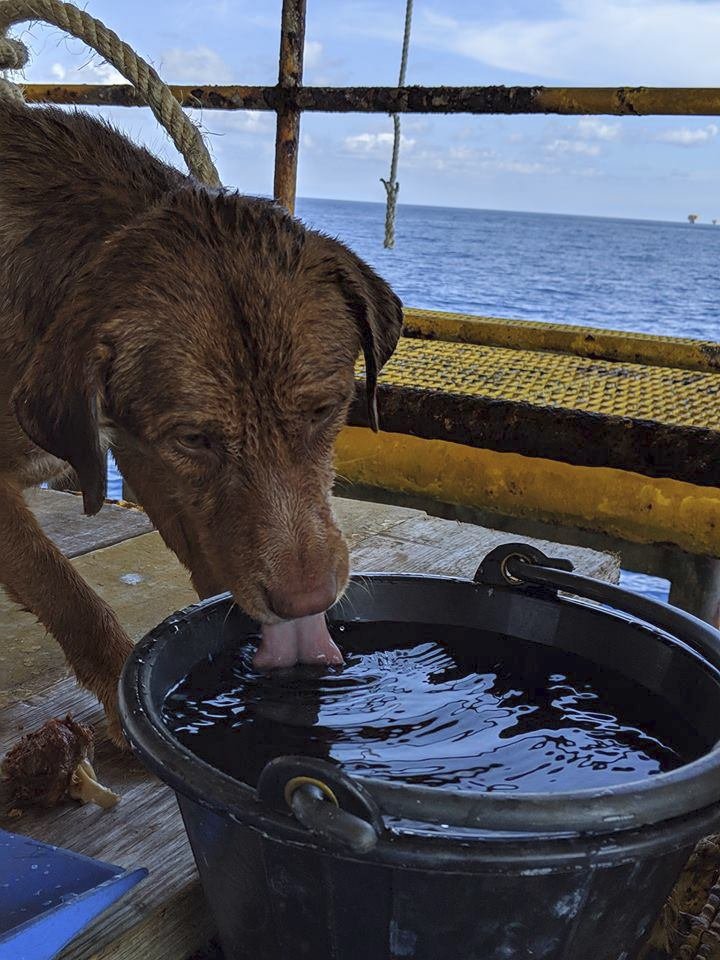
[328,245,404,431]
[11,333,108,516]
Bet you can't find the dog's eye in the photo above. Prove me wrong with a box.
[177,433,212,452]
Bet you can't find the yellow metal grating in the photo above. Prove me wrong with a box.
[372,337,720,431]
[402,308,720,373]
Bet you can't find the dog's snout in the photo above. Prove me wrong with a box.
[267,572,338,621]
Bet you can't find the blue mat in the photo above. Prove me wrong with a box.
[0,828,147,960]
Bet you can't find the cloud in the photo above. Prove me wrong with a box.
[403,119,433,134]
[445,145,495,165]
[188,109,273,137]
[655,123,719,145]
[301,37,347,84]
[388,142,561,176]
[495,159,556,175]
[540,117,620,158]
[50,59,125,85]
[335,124,600,180]
[304,40,324,70]
[418,1,720,84]
[545,138,601,156]
[50,45,235,87]
[576,117,621,141]
[343,131,416,154]
[158,46,234,84]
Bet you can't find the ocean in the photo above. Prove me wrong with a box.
[108,198,720,601]
[296,198,720,338]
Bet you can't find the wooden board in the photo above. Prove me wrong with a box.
[26,489,153,558]
[351,513,620,583]
[0,532,197,710]
[0,494,619,960]
[332,497,423,549]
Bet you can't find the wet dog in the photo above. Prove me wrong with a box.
[0,99,402,745]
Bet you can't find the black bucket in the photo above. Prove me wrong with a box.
[119,544,720,960]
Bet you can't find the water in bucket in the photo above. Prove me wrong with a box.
[162,621,705,796]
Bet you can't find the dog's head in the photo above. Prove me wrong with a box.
[12,190,403,622]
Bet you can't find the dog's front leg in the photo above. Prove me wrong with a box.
[112,446,227,600]
[0,476,132,747]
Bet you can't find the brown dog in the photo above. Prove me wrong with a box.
[0,99,403,745]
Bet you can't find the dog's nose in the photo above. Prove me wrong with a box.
[267,574,338,621]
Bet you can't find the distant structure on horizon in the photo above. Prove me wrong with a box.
[688,213,699,224]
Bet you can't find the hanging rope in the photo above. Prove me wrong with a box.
[380,0,413,249]
[0,0,220,186]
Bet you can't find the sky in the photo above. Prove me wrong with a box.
[9,0,720,220]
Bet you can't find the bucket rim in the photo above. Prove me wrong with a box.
[119,570,720,837]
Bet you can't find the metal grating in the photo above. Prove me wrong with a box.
[371,338,720,431]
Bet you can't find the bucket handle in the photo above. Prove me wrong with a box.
[475,543,720,670]
[257,757,384,854]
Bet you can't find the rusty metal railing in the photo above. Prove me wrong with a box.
[19,0,720,213]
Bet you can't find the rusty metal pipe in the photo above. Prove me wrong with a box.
[20,84,720,116]
[273,0,306,214]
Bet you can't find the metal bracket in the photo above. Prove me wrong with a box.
[257,756,384,854]
[474,543,574,594]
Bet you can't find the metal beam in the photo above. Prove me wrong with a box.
[335,484,720,624]
[347,384,720,488]
[20,84,720,116]
[334,427,720,557]
[273,0,306,213]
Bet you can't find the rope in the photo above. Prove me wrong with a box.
[380,0,413,249]
[0,0,220,186]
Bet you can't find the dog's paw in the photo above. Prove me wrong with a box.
[107,717,130,753]
[90,637,134,751]
[105,709,131,752]
[96,681,131,752]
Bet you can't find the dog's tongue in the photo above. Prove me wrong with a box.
[254,614,344,670]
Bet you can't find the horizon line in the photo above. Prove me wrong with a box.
[296,195,720,228]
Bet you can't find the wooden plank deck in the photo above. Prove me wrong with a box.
[0,490,620,960]
[24,489,153,558]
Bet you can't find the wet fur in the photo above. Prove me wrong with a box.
[0,100,403,746]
